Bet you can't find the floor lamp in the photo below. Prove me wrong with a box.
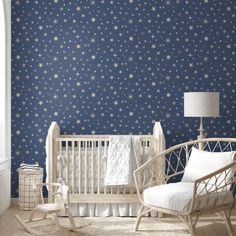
[184,92,220,141]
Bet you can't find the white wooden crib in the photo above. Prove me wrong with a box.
[46,122,165,216]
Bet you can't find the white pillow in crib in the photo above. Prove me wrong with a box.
[182,147,235,184]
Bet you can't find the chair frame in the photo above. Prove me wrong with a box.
[134,138,236,236]
[15,183,78,235]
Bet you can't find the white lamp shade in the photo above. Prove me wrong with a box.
[184,92,219,117]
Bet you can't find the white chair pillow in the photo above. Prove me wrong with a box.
[143,182,233,212]
[182,147,235,184]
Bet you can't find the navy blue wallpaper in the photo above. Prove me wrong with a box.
[11,0,235,197]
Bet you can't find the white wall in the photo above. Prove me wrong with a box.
[0,0,11,216]
[0,0,6,158]
[0,0,10,159]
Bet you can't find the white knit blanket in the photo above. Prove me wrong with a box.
[104,136,140,186]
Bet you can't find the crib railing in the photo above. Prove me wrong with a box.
[47,122,165,204]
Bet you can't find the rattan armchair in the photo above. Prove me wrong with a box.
[134,138,236,236]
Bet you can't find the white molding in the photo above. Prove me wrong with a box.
[0,169,10,216]
[0,0,11,217]
[2,0,11,159]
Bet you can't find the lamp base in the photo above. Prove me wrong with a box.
[197,117,206,140]
[198,133,205,150]
[197,118,206,150]
[197,130,206,140]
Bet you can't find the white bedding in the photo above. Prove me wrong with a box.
[69,202,158,217]
[105,136,132,186]
[105,136,141,186]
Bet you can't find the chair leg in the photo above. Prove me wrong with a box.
[28,208,36,222]
[15,214,50,235]
[222,209,234,236]
[179,215,197,236]
[193,215,199,228]
[42,213,47,219]
[67,209,76,229]
[187,215,196,236]
[50,213,61,231]
[134,204,145,231]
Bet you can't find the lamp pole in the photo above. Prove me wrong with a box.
[197,117,206,140]
[197,117,206,150]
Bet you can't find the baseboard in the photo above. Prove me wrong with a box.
[11,198,18,206]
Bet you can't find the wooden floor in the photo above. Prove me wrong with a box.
[0,205,236,236]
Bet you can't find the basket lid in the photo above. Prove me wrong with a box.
[17,168,43,175]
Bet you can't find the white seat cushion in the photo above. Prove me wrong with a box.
[36,203,61,213]
[143,182,233,213]
[182,147,235,184]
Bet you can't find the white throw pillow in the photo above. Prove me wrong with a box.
[182,147,235,184]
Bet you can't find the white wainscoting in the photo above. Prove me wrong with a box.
[0,159,11,216]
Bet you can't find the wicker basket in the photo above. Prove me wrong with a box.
[17,168,43,210]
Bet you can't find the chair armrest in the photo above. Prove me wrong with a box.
[188,161,236,213]
[33,183,62,189]
[32,183,62,204]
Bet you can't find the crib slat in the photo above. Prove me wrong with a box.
[104,141,107,194]
[97,141,100,194]
[66,141,69,186]
[91,141,94,194]
[78,141,81,194]
[72,141,75,194]
[142,140,145,164]
[123,186,126,194]
[59,141,62,182]
[85,141,88,194]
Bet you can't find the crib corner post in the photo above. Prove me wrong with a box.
[153,121,166,184]
[153,122,166,218]
[47,122,60,203]
[153,121,166,154]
